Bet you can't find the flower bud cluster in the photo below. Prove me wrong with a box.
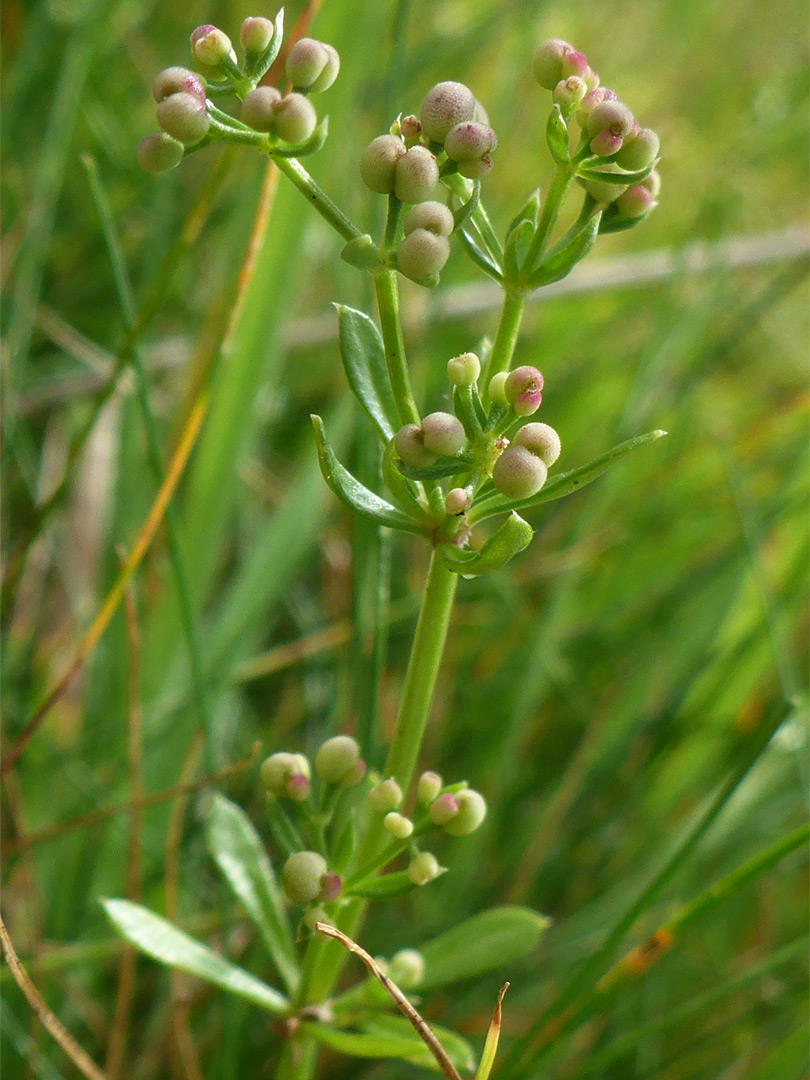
[393,412,466,469]
[138,65,210,171]
[285,38,340,93]
[419,81,497,179]
[241,87,318,144]
[492,419,561,500]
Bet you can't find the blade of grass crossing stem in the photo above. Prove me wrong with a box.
[501,699,798,1077]
[474,984,509,1080]
[83,155,217,773]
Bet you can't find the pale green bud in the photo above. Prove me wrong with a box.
[282,851,328,904]
[447,352,481,386]
[444,488,470,516]
[368,778,403,812]
[403,200,454,238]
[416,771,443,803]
[421,412,465,457]
[314,735,361,784]
[407,851,440,886]
[384,812,414,839]
[492,445,548,500]
[137,132,184,173]
[240,17,275,55]
[156,92,210,145]
[190,25,234,69]
[444,789,487,835]
[360,134,406,194]
[389,949,425,988]
[488,371,509,406]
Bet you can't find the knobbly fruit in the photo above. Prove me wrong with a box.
[444,790,487,835]
[492,445,548,500]
[137,132,184,172]
[513,422,561,466]
[403,201,454,237]
[396,229,450,282]
[152,66,206,104]
[420,80,476,142]
[241,86,281,132]
[394,145,439,204]
[360,134,406,194]
[420,412,465,457]
[156,92,210,145]
[273,93,317,144]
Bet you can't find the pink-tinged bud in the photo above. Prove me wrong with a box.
[156,92,210,145]
[583,68,600,93]
[615,127,660,171]
[420,81,476,142]
[341,758,367,787]
[504,365,544,416]
[553,76,587,107]
[421,412,465,457]
[488,371,509,406]
[429,792,459,825]
[403,201,454,238]
[579,164,628,203]
[400,114,422,139]
[396,229,450,282]
[576,87,618,126]
[360,134,406,194]
[445,487,470,516]
[137,132,184,173]
[318,872,342,902]
[416,771,443,803]
[533,39,574,90]
[586,99,635,138]
[560,49,588,78]
[286,772,311,801]
[513,422,561,466]
[407,851,440,886]
[314,735,360,784]
[241,86,282,132]
[190,25,234,68]
[240,17,275,55]
[641,169,661,198]
[590,129,623,157]
[384,812,414,839]
[447,351,481,385]
[282,851,327,904]
[444,789,487,835]
[152,67,206,104]
[389,949,425,988]
[616,185,654,218]
[457,155,493,180]
[285,38,339,93]
[368,778,403,812]
[492,446,548,500]
[394,423,438,468]
[394,145,439,204]
[444,121,498,163]
[273,93,317,144]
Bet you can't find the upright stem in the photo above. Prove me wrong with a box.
[482,289,526,390]
[383,550,458,790]
[521,166,575,275]
[373,269,420,425]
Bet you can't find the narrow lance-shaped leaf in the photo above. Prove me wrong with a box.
[474,984,510,1080]
[311,415,428,534]
[101,899,289,1014]
[347,870,420,899]
[303,1020,473,1074]
[335,305,399,441]
[469,430,667,524]
[546,104,569,165]
[205,793,298,995]
[364,1015,475,1073]
[398,453,477,482]
[417,906,551,990]
[528,211,602,289]
[576,159,658,186]
[440,512,533,577]
[504,218,535,282]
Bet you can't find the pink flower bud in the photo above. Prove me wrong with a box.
[403,201,454,238]
[416,771,443,803]
[615,127,660,171]
[444,121,498,163]
[447,351,481,385]
[155,92,210,145]
[318,872,342,902]
[492,446,548,500]
[394,145,439,204]
[560,49,588,78]
[421,412,465,457]
[513,422,561,466]
[586,100,635,139]
[616,185,654,218]
[240,17,275,55]
[420,81,476,142]
[429,792,459,825]
[152,67,206,104]
[273,92,317,144]
[576,87,618,126]
[590,129,623,157]
[445,488,470,516]
[533,39,574,90]
[396,229,450,282]
[360,134,406,194]
[190,25,234,68]
[504,365,544,416]
[286,772,311,802]
[241,86,282,132]
[137,132,184,173]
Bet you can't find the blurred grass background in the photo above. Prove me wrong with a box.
[1,0,808,1078]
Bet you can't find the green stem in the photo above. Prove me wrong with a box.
[481,289,526,391]
[382,550,458,790]
[521,165,574,276]
[273,156,362,242]
[373,269,420,425]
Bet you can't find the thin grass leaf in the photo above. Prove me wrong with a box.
[205,793,299,995]
[474,984,509,1080]
[101,899,289,1014]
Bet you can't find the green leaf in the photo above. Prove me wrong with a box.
[311,415,427,534]
[504,218,535,282]
[381,438,431,523]
[598,206,655,235]
[505,188,541,240]
[304,1016,474,1073]
[340,235,382,270]
[474,984,509,1080]
[335,305,399,441]
[528,212,601,289]
[452,179,481,230]
[576,160,657,186]
[101,899,289,1014]
[546,104,569,165]
[456,227,504,283]
[347,870,418,899]
[205,793,298,994]
[398,454,477,481]
[440,512,533,577]
[469,430,667,524]
[418,906,551,990]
